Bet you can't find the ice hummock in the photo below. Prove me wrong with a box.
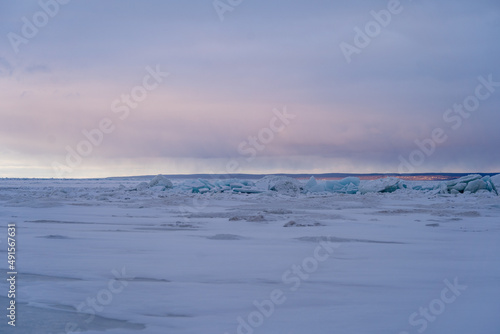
[304,176,359,194]
[132,174,500,196]
[148,174,174,189]
[358,177,406,194]
[439,174,498,195]
[255,175,303,195]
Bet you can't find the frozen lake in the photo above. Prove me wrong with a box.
[0,177,499,333]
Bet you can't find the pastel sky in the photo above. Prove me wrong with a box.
[1,0,499,178]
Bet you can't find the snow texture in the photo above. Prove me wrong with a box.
[0,175,499,334]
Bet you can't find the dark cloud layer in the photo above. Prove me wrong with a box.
[1,0,499,177]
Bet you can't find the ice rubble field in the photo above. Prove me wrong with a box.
[0,175,500,334]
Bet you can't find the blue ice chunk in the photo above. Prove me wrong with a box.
[338,177,360,186]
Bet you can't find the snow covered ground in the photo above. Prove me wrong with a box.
[0,176,499,334]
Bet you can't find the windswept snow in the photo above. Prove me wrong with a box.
[0,175,499,334]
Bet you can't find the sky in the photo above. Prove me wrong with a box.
[1,0,499,178]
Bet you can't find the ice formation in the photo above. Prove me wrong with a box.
[358,177,406,194]
[132,174,500,196]
[255,175,303,195]
[491,174,500,193]
[304,176,359,194]
[148,174,174,189]
[178,178,261,194]
[132,174,173,191]
[438,174,498,195]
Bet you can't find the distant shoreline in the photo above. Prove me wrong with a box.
[3,172,498,181]
[106,172,500,182]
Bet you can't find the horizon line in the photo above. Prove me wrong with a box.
[2,171,499,181]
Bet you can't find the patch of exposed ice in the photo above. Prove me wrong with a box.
[440,174,498,195]
[304,176,360,194]
[359,177,406,194]
[206,234,245,240]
